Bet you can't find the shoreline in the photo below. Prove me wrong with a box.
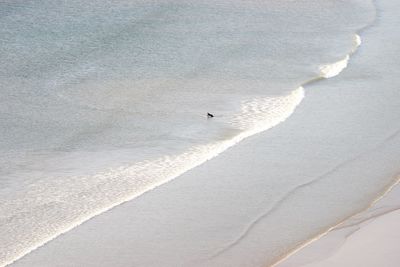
[276,175,400,267]
[274,174,400,267]
[1,13,364,267]
[5,0,400,266]
[10,7,400,263]
[4,38,358,267]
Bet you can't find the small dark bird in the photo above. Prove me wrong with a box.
[207,113,214,118]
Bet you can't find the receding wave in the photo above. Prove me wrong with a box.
[1,86,305,267]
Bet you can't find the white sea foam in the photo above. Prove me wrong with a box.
[319,55,350,78]
[230,87,305,134]
[319,34,361,79]
[355,34,362,47]
[0,87,305,267]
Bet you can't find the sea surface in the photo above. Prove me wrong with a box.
[0,0,376,266]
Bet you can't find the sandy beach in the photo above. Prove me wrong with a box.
[277,182,400,267]
[10,0,400,265]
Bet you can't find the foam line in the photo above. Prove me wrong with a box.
[319,34,361,79]
[1,87,305,267]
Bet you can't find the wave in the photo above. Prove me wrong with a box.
[1,86,305,267]
[319,35,361,78]
[199,34,364,261]
[1,29,366,267]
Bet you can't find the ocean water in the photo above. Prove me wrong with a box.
[0,0,375,266]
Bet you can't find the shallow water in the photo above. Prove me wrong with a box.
[0,0,375,265]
